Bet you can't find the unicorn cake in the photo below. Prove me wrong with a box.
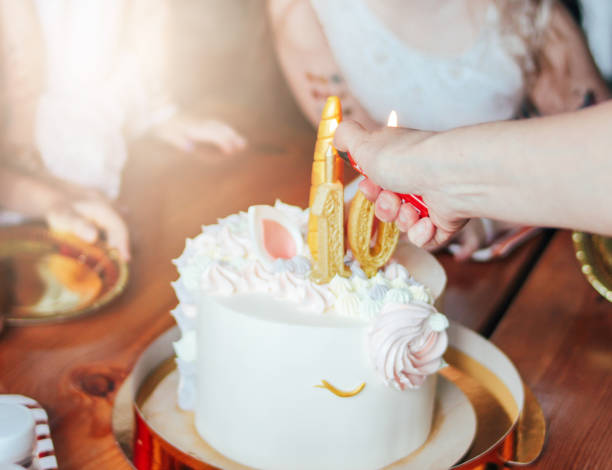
[171,97,449,470]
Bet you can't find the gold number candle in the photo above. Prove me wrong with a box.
[307,96,344,263]
[348,191,400,278]
[310,147,350,283]
[310,182,350,283]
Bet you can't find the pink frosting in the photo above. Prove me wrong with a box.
[200,260,335,314]
[218,226,250,258]
[243,261,275,291]
[368,302,448,390]
[201,265,244,295]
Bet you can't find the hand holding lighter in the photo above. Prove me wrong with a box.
[337,150,429,218]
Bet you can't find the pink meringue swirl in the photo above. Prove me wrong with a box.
[369,302,448,390]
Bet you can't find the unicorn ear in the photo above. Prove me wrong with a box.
[248,205,304,264]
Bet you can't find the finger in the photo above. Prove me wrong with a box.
[333,120,367,152]
[374,190,401,223]
[452,231,481,262]
[160,130,195,153]
[407,218,435,247]
[221,128,248,154]
[358,178,381,202]
[46,210,98,244]
[205,132,242,155]
[188,122,247,153]
[227,129,247,150]
[336,123,401,190]
[73,201,131,261]
[396,203,420,232]
[425,226,457,251]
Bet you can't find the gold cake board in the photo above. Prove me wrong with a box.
[112,323,546,470]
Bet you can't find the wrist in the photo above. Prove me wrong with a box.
[422,126,493,221]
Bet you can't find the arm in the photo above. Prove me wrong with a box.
[0,166,63,217]
[450,2,610,260]
[0,167,130,260]
[267,0,378,129]
[530,2,610,114]
[334,100,612,247]
[124,0,246,155]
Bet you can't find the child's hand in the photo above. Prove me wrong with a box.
[0,167,131,260]
[152,113,247,155]
[46,195,130,261]
[448,220,538,262]
[445,218,491,261]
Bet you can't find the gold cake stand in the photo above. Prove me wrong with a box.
[573,231,612,302]
[112,323,546,470]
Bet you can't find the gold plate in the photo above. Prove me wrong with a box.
[0,224,129,324]
[572,232,612,302]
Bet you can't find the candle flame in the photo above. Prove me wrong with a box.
[387,110,398,128]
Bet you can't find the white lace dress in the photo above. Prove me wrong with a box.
[309,0,530,131]
[311,0,550,260]
[33,0,175,199]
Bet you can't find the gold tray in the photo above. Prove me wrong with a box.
[112,323,546,470]
[573,231,612,302]
[0,224,129,324]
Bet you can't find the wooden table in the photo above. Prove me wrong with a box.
[1,95,611,469]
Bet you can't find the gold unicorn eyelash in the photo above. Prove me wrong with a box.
[315,380,366,398]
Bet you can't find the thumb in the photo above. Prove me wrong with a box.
[334,120,368,154]
[73,200,131,261]
[335,120,399,191]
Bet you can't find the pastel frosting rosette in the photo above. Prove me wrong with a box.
[369,301,449,390]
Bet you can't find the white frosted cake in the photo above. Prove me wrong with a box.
[171,200,449,470]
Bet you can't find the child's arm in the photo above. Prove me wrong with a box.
[267,0,378,129]
[124,0,246,156]
[0,166,130,260]
[530,2,611,114]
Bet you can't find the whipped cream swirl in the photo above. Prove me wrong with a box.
[369,302,449,390]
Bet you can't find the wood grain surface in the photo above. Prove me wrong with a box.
[492,231,612,470]
[438,233,550,334]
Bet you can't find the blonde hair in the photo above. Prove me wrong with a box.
[494,0,554,81]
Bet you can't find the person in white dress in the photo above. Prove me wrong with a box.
[0,0,247,259]
[268,0,609,260]
[0,165,130,260]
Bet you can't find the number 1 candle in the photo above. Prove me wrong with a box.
[307,98,401,283]
[310,147,351,283]
[307,97,344,264]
